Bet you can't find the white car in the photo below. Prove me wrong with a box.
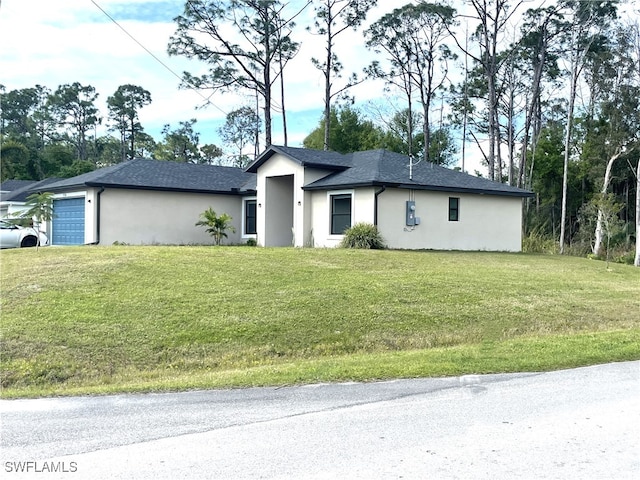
[0,220,49,249]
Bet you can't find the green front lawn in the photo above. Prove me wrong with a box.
[1,246,638,398]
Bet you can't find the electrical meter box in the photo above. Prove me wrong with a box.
[406,201,417,226]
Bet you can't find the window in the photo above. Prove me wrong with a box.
[449,197,459,222]
[244,199,256,235]
[331,193,352,235]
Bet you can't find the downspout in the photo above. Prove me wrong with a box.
[94,187,105,245]
[374,186,386,226]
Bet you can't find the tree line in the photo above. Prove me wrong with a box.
[1,0,638,264]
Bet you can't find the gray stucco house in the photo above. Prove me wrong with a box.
[41,159,255,246]
[38,145,533,250]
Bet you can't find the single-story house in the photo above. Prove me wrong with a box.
[247,146,533,251]
[36,145,533,251]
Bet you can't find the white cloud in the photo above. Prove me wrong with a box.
[0,1,396,145]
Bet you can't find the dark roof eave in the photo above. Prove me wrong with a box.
[396,183,534,197]
[300,161,349,171]
[304,181,534,197]
[45,182,256,196]
[303,181,380,190]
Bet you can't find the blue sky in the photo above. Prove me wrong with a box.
[0,0,388,154]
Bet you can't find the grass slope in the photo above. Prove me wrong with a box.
[1,246,639,398]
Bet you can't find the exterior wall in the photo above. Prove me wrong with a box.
[1,203,28,219]
[98,189,243,245]
[377,189,524,251]
[303,167,335,247]
[310,187,376,248]
[256,153,334,247]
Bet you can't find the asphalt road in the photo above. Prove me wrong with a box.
[1,361,639,479]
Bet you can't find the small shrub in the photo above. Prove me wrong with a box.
[245,238,257,246]
[340,223,385,249]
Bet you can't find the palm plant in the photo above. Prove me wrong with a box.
[195,207,236,246]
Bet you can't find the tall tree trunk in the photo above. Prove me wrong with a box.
[487,86,497,181]
[323,16,333,151]
[263,74,272,147]
[254,89,261,157]
[263,17,273,147]
[635,157,640,267]
[461,29,469,173]
[495,109,504,182]
[323,76,331,150]
[280,56,288,146]
[518,53,545,188]
[560,50,580,254]
[518,10,552,189]
[593,150,623,256]
[420,85,431,163]
[485,45,497,181]
[129,117,135,160]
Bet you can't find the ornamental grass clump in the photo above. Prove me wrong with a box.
[340,222,386,249]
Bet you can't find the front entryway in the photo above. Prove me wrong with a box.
[264,175,294,247]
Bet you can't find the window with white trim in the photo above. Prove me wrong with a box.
[330,193,352,235]
[244,199,257,235]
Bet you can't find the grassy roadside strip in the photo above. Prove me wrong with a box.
[3,330,637,399]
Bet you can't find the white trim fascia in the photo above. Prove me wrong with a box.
[52,191,87,199]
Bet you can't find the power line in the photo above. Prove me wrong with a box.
[89,0,228,117]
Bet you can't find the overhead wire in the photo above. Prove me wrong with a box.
[89,0,228,117]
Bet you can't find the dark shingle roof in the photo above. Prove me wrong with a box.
[0,179,36,192]
[44,159,256,195]
[246,145,352,173]
[255,147,533,197]
[0,178,63,202]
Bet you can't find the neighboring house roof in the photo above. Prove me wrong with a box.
[0,178,63,203]
[251,146,534,198]
[0,179,36,193]
[44,158,257,195]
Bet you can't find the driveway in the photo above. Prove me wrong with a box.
[1,361,638,479]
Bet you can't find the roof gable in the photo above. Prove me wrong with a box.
[246,145,351,173]
[44,159,256,195]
